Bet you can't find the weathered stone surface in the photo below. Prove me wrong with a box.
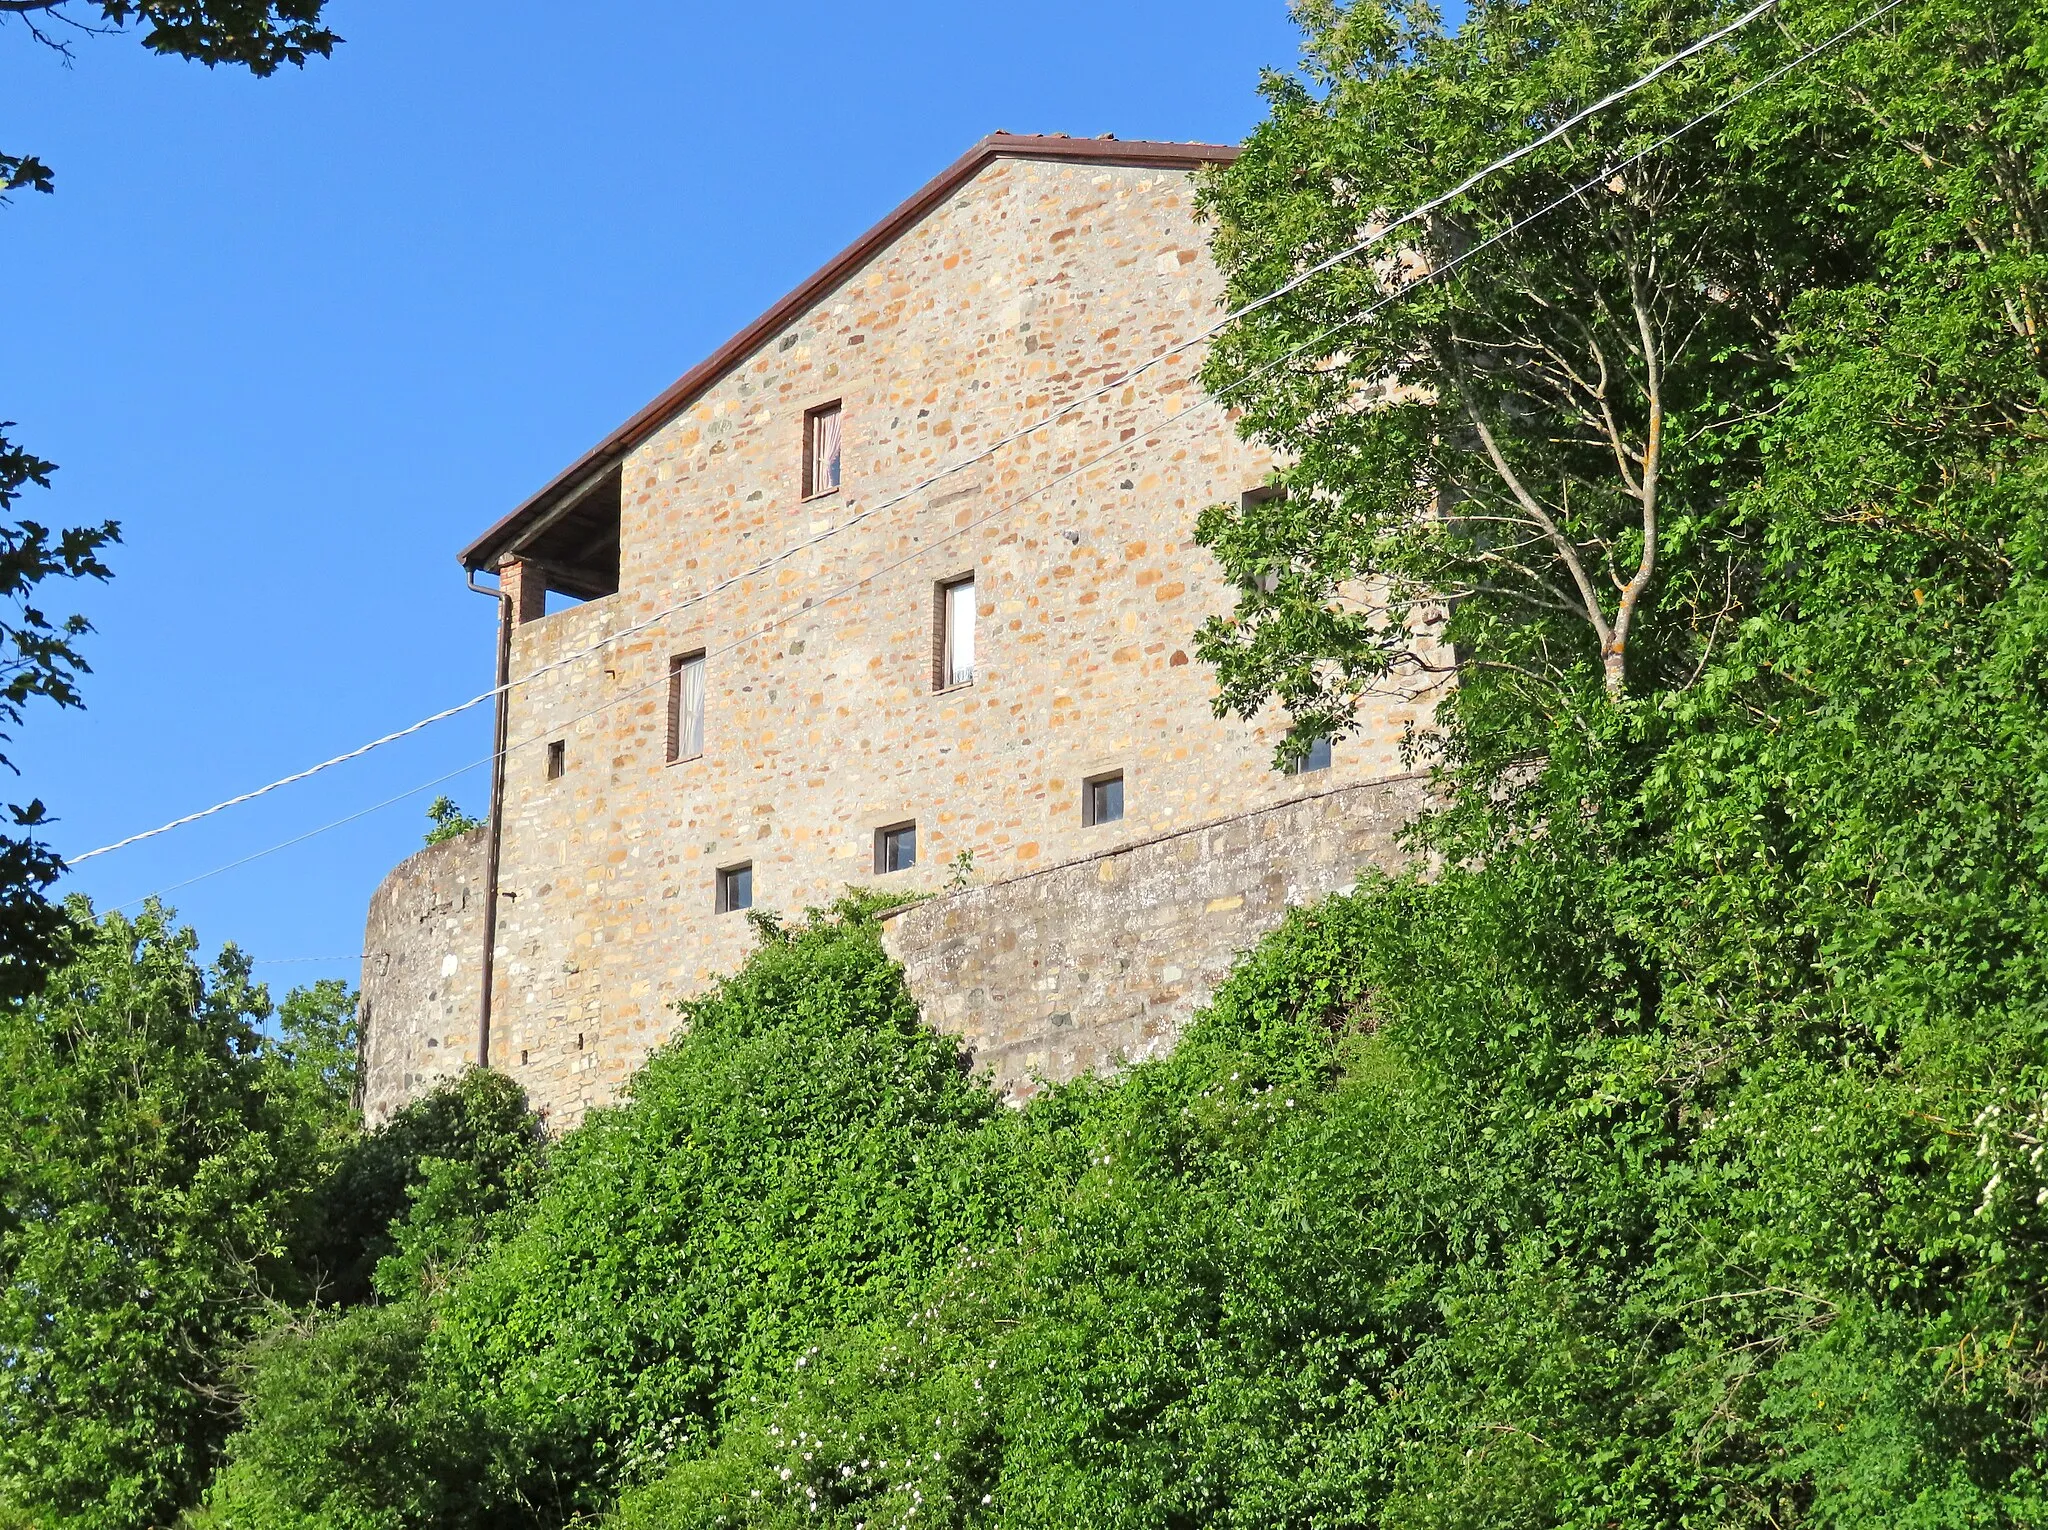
[879,773,1427,1100]
[359,828,487,1125]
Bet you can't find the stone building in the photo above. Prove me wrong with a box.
[359,133,1434,1128]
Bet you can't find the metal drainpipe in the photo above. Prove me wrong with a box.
[466,567,512,1071]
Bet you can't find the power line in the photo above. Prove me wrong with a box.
[64,2,1785,869]
[111,0,1898,909]
[108,757,489,913]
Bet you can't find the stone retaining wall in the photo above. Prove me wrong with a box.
[878,772,1427,1100]
[359,827,489,1125]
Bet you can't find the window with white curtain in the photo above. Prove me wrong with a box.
[668,652,705,762]
[804,402,841,498]
[940,575,976,688]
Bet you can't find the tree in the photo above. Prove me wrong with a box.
[1194,0,1858,763]
[424,795,484,845]
[0,902,341,1530]
[297,1065,543,1309]
[0,0,336,72]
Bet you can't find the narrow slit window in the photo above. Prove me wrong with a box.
[875,821,917,874]
[546,739,566,780]
[804,402,842,498]
[716,863,753,914]
[668,652,706,762]
[1285,736,1334,775]
[1084,772,1124,826]
[937,575,976,688]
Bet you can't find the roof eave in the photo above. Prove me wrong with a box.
[459,132,1238,574]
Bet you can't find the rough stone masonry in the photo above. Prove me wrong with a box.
[360,134,1440,1129]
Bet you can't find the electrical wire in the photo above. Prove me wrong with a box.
[108,757,489,912]
[64,1,1788,868]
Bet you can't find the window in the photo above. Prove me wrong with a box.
[1084,771,1125,826]
[1242,486,1285,594]
[1286,736,1334,775]
[668,652,706,762]
[875,821,917,874]
[935,575,976,689]
[803,402,842,498]
[546,739,566,780]
[716,862,753,914]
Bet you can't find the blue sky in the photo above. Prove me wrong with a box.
[0,1,1305,994]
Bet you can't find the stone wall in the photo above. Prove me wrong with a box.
[359,827,489,1126]
[879,771,1427,1100]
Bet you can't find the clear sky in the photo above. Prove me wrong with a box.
[0,1,1306,995]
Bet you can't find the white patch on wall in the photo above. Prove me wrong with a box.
[441,953,460,977]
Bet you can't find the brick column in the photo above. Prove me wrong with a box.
[498,557,547,625]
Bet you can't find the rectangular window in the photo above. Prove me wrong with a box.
[546,739,566,780]
[668,652,706,762]
[875,821,917,874]
[716,863,753,914]
[1084,771,1125,826]
[1286,736,1334,775]
[1242,487,1285,594]
[936,575,976,689]
[803,402,842,498]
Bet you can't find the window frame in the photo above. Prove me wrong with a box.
[1241,485,1286,594]
[545,739,566,781]
[1285,736,1335,776]
[715,862,753,914]
[932,572,977,691]
[802,401,843,500]
[667,650,707,764]
[874,820,918,875]
[1083,770,1125,827]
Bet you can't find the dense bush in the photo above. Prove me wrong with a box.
[297,1064,544,1306]
[208,895,1023,1527]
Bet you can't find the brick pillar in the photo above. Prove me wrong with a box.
[499,557,547,625]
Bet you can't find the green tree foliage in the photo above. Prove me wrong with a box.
[298,1066,543,1307]
[0,433,115,997]
[0,0,336,73]
[422,795,484,845]
[1194,0,1866,750]
[0,903,352,1529]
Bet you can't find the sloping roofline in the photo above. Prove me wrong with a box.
[459,132,1239,574]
